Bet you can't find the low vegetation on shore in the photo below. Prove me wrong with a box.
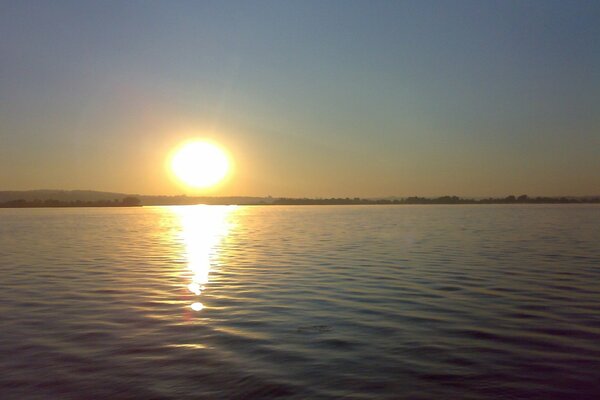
[1,192,599,208]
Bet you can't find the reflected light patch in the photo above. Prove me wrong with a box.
[171,205,236,312]
[188,283,201,295]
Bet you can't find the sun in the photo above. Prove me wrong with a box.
[170,140,230,189]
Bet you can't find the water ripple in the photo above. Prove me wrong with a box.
[1,205,599,399]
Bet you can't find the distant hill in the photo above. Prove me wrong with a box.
[0,190,270,206]
[0,190,137,203]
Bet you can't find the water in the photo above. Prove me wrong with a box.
[1,205,600,399]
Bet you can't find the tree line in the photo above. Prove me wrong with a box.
[2,195,598,207]
[273,195,600,205]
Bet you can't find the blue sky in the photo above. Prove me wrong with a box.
[1,0,599,196]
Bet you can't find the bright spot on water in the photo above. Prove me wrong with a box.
[188,282,201,295]
[191,302,204,311]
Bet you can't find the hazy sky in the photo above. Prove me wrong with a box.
[1,0,599,197]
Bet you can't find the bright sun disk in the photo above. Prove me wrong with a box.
[171,141,230,188]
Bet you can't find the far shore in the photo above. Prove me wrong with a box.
[1,194,599,208]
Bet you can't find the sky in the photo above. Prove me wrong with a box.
[1,0,599,197]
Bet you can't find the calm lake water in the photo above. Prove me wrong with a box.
[1,205,600,399]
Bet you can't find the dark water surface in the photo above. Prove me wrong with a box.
[1,205,600,399]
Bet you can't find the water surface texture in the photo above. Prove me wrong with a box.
[1,205,600,399]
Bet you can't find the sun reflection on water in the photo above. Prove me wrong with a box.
[171,205,236,311]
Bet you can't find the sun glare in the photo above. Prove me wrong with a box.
[171,141,230,189]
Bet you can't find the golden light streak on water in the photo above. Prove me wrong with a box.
[170,205,236,311]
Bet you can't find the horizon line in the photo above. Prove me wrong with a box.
[2,188,600,199]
